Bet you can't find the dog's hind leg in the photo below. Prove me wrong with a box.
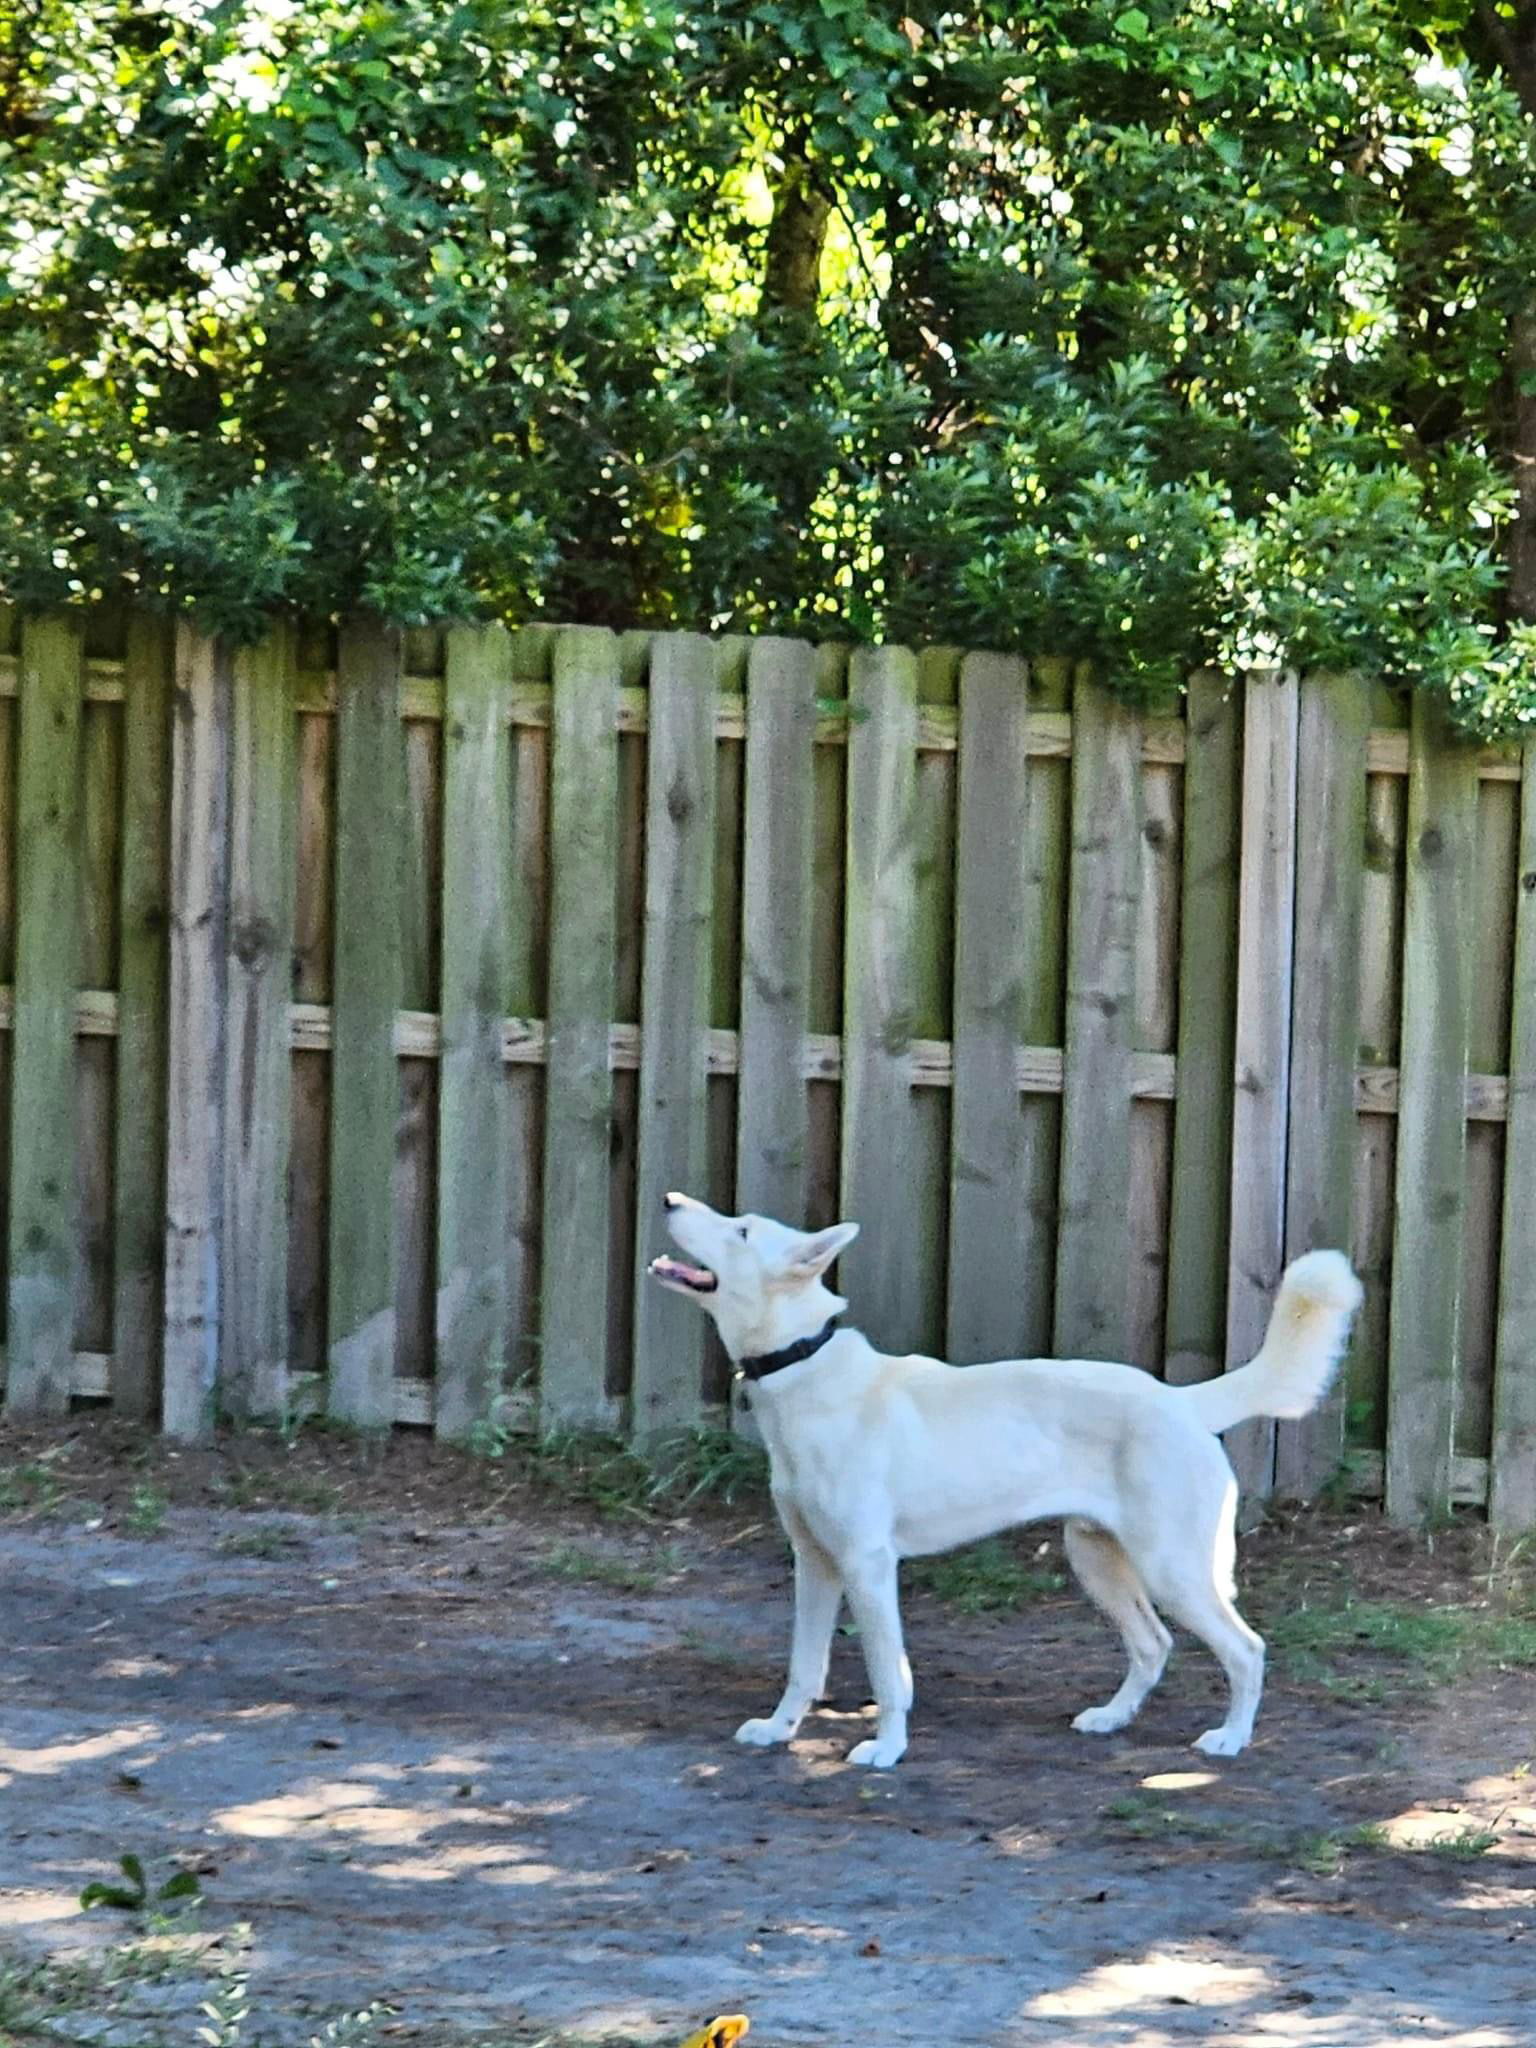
[736,1529,843,1749]
[1142,1535,1265,1756]
[1064,1519,1172,1735]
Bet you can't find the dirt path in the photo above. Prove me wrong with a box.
[2,1460,1534,2045]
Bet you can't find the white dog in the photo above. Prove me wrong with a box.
[648,1193,1362,1769]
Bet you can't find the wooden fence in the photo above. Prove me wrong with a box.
[0,605,1531,1528]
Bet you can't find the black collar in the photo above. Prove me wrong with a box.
[736,1317,842,1384]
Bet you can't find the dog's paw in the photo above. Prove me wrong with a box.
[846,1736,906,1769]
[1072,1704,1131,1736]
[1193,1725,1247,1758]
[734,1716,793,1748]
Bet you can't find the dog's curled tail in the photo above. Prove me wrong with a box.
[1178,1251,1364,1437]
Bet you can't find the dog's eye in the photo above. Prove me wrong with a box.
[737,1224,750,1240]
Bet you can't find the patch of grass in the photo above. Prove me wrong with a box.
[1100,1792,1248,1844]
[511,1427,769,1521]
[218,1467,345,1515]
[905,1538,1066,1614]
[1287,1823,1391,1875]
[1420,1824,1499,1860]
[216,1526,303,1559]
[679,1629,753,1666]
[1267,1598,1536,1699]
[540,1542,682,1594]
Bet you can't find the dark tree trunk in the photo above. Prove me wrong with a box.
[760,142,830,329]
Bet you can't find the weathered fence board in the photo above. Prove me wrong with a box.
[631,635,717,1436]
[223,627,297,1422]
[5,617,83,1418]
[435,624,512,1441]
[841,646,920,1353]
[1385,699,1480,1523]
[1163,673,1241,1386]
[1224,671,1300,1499]
[1054,676,1142,1361]
[163,627,229,1440]
[540,627,619,1430]
[112,617,171,1421]
[948,653,1034,1364]
[736,638,816,1228]
[1277,672,1370,1498]
[1489,740,1536,1531]
[327,622,405,1427]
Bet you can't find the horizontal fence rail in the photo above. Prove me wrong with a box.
[0,606,1531,1528]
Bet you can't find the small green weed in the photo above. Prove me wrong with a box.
[906,1538,1065,1614]
[125,1482,168,1537]
[0,1457,68,1516]
[80,1852,202,1916]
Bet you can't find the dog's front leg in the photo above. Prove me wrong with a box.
[735,1532,842,1750]
[840,1547,909,1769]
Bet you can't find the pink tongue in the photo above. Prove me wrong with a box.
[660,1257,712,1285]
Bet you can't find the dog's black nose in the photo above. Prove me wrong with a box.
[662,1191,681,1211]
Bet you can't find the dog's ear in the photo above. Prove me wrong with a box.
[776,1221,859,1284]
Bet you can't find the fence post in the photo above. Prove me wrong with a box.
[1224,669,1300,1501]
[163,625,231,1440]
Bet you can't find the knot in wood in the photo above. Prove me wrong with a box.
[1418,825,1444,864]
[232,913,277,969]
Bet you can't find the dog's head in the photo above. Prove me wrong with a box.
[647,1192,859,1363]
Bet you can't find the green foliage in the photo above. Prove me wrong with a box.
[4,1,1536,729]
[905,1537,1067,1612]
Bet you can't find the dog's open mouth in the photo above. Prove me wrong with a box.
[648,1255,719,1295]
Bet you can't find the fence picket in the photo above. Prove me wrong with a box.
[841,646,920,1352]
[948,654,1033,1363]
[327,622,404,1428]
[4,617,84,1418]
[736,638,816,1228]
[1163,674,1241,1386]
[1277,673,1370,1498]
[1385,698,1479,1523]
[224,626,297,1422]
[112,616,172,1421]
[1224,671,1300,1499]
[540,627,619,1431]
[1054,675,1142,1362]
[631,634,717,1436]
[435,624,512,1440]
[163,627,229,1440]
[1489,739,1536,1530]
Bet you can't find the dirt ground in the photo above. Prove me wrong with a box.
[2,1423,1534,2048]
